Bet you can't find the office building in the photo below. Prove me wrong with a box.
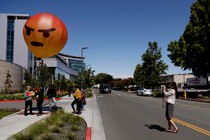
[58,53,85,73]
[0,13,31,70]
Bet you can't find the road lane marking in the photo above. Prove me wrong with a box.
[97,95,103,98]
[173,118,210,136]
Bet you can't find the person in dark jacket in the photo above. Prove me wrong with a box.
[34,87,44,115]
[47,84,57,111]
[68,87,73,97]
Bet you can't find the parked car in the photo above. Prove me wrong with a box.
[137,87,153,96]
[99,84,111,94]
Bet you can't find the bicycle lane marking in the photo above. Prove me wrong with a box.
[173,118,210,136]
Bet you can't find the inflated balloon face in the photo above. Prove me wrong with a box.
[23,13,68,58]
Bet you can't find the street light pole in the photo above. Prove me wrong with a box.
[81,47,89,88]
[81,47,89,62]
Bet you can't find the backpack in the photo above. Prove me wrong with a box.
[51,105,57,113]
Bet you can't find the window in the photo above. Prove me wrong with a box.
[6,18,15,62]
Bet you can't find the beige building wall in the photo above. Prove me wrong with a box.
[0,60,23,91]
[173,74,194,84]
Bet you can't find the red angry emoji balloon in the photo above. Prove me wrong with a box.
[23,13,68,58]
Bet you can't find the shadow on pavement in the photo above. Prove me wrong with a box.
[17,106,63,115]
[145,124,166,132]
[32,106,63,111]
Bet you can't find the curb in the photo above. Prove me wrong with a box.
[86,127,91,140]
[179,98,210,103]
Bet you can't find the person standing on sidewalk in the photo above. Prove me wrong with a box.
[71,86,82,114]
[24,86,34,116]
[81,88,86,111]
[68,86,73,97]
[34,87,44,115]
[163,82,179,133]
[47,84,57,111]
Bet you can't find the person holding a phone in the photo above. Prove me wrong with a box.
[163,82,179,133]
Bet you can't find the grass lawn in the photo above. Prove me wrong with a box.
[0,108,20,119]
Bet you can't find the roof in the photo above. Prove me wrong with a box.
[58,53,85,59]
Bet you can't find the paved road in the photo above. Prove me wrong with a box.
[95,89,210,140]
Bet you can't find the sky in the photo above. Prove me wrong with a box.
[0,0,197,78]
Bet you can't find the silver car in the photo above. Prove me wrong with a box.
[137,87,153,96]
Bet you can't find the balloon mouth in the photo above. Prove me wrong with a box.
[31,41,44,47]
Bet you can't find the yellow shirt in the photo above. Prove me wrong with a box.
[73,88,82,99]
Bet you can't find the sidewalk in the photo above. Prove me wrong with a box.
[0,92,106,140]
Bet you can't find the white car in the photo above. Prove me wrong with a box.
[137,87,153,96]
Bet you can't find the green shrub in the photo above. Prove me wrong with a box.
[12,132,32,140]
[10,109,86,140]
[56,91,68,98]
[61,112,71,122]
[27,122,48,138]
[85,90,93,98]
[0,94,6,100]
[0,93,24,100]
[0,108,20,119]
[0,90,69,101]
[55,118,64,127]
[153,90,162,97]
[48,125,60,133]
[73,116,83,125]
[64,132,76,140]
[71,125,81,131]
[36,133,55,140]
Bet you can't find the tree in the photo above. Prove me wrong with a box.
[94,73,114,84]
[110,78,122,88]
[168,0,210,77]
[76,67,95,88]
[23,70,38,88]
[84,67,95,88]
[60,75,68,90]
[110,78,134,89]
[67,80,75,89]
[4,70,13,93]
[134,42,168,88]
[36,61,51,88]
[133,64,145,86]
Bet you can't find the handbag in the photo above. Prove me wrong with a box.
[162,96,168,108]
[163,96,168,103]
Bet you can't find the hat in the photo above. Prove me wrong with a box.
[27,86,31,89]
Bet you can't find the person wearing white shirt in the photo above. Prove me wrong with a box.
[163,82,179,133]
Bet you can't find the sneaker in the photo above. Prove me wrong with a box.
[76,112,82,115]
[72,111,76,114]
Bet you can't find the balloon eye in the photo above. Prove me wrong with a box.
[25,25,33,36]
[26,29,31,36]
[43,31,50,38]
